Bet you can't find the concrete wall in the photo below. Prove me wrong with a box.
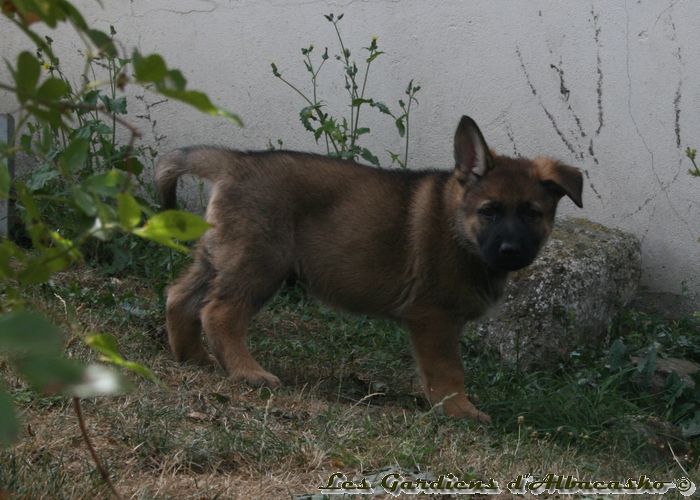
[1,0,699,299]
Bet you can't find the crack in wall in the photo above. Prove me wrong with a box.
[505,123,519,157]
[669,16,683,149]
[591,5,604,135]
[588,139,599,166]
[622,0,692,236]
[674,83,682,148]
[583,169,602,199]
[549,62,570,101]
[517,47,581,159]
[516,44,600,199]
[121,0,220,19]
[549,59,588,142]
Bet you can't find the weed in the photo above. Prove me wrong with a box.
[271,13,420,168]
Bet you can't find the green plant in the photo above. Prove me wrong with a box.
[271,13,420,168]
[606,310,700,439]
[12,36,190,286]
[0,0,239,474]
[687,147,700,178]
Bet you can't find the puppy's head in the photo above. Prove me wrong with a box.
[451,115,583,272]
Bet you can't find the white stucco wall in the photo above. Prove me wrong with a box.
[1,0,699,299]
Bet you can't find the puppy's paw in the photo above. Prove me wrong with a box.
[233,369,281,389]
[442,395,491,424]
[177,349,216,367]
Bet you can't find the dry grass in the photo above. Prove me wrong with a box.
[1,267,697,499]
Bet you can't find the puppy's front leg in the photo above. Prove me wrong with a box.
[406,312,491,423]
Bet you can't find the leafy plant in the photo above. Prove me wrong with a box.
[0,0,238,469]
[686,147,700,178]
[607,310,700,438]
[271,13,420,168]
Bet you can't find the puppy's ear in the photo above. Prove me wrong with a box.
[454,115,493,184]
[535,157,583,208]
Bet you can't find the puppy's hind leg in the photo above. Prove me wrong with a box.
[201,254,289,388]
[165,252,214,366]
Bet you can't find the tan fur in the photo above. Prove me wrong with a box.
[157,117,583,423]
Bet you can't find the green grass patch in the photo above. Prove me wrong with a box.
[0,267,698,498]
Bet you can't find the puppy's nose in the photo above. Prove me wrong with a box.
[498,241,521,258]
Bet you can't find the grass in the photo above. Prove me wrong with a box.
[1,266,699,498]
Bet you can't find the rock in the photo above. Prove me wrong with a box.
[472,217,641,370]
[630,356,699,392]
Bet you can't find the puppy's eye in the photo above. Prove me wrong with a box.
[477,204,501,219]
[522,206,543,219]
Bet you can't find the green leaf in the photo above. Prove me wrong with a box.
[637,346,657,385]
[20,132,32,151]
[270,62,281,77]
[164,69,187,90]
[86,332,119,355]
[158,88,242,126]
[0,311,63,355]
[133,210,209,252]
[132,51,168,83]
[81,89,100,106]
[75,120,111,138]
[85,334,159,384]
[25,104,63,128]
[0,159,10,200]
[351,98,372,107]
[117,192,141,230]
[355,127,370,136]
[0,388,18,447]
[26,163,59,192]
[300,106,318,133]
[19,246,76,285]
[86,28,117,57]
[132,51,241,126]
[117,156,144,175]
[15,182,41,220]
[15,51,41,100]
[134,210,210,243]
[0,239,23,279]
[607,338,627,371]
[370,100,392,115]
[82,169,127,196]
[16,354,83,392]
[100,95,127,114]
[395,118,406,138]
[681,410,700,438]
[71,186,97,216]
[360,148,380,166]
[36,77,69,101]
[59,138,89,174]
[366,51,384,64]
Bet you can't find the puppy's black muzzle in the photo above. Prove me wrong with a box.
[478,220,539,272]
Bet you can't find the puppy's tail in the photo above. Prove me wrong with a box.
[155,146,235,209]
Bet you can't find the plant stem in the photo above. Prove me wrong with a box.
[109,57,117,153]
[331,19,358,148]
[309,56,331,155]
[351,59,372,149]
[404,97,413,169]
[73,397,123,499]
[273,75,314,107]
[690,157,700,176]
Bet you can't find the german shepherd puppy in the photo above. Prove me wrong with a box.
[156,116,582,423]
